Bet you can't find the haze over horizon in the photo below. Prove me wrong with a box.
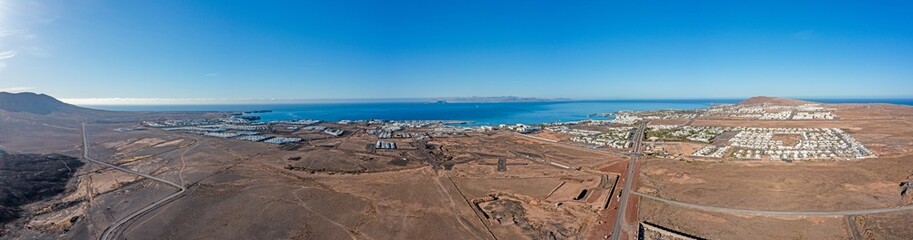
[5,2,913,240]
[1,1,912,104]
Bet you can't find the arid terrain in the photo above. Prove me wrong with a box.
[634,100,913,239]
[0,92,633,240]
[2,92,913,239]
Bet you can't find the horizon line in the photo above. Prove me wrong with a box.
[57,96,913,106]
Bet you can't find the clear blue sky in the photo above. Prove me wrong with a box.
[1,1,912,103]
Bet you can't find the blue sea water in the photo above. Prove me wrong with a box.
[86,98,913,126]
[249,100,741,125]
[87,100,734,125]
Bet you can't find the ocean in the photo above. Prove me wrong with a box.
[85,98,913,126]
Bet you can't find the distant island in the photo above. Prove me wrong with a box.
[428,96,571,103]
[59,95,573,105]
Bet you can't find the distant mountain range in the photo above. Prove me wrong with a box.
[1,92,877,113]
[0,92,117,119]
[738,96,813,106]
[0,92,88,115]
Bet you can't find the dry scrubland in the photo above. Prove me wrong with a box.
[3,94,913,239]
[1,109,632,239]
[636,102,913,239]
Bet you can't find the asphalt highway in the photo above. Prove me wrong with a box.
[610,122,646,240]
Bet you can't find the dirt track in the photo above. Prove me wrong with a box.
[634,192,913,217]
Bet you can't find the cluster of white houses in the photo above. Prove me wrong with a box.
[792,111,837,120]
[236,135,272,142]
[374,141,397,149]
[692,127,875,160]
[502,124,542,133]
[541,125,637,148]
[542,119,615,126]
[143,118,308,145]
[567,127,636,149]
[145,117,518,146]
[705,103,838,120]
[544,126,602,136]
[759,111,792,120]
[269,119,321,125]
[646,125,725,143]
[611,110,700,124]
[264,137,303,144]
[692,145,731,158]
[611,103,839,122]
[368,121,438,139]
[431,125,491,134]
[371,130,421,139]
[611,114,642,125]
[324,128,345,136]
[142,119,223,128]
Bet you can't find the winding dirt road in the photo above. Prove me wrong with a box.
[82,123,186,240]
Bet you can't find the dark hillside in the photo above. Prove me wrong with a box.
[0,92,82,115]
[0,153,83,227]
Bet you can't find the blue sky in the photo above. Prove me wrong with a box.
[0,1,911,104]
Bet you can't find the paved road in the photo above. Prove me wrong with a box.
[847,215,862,240]
[610,122,646,240]
[635,191,913,217]
[684,114,698,126]
[600,120,913,239]
[82,123,186,240]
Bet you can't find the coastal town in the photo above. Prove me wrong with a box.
[688,127,875,160]
[3,92,911,240]
[139,99,875,164]
[4,1,911,239]
[115,97,890,240]
[612,102,839,122]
